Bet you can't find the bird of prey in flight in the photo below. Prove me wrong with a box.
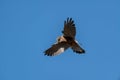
[44,18,85,56]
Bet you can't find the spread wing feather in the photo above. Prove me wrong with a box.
[44,42,70,56]
[62,18,76,39]
[71,41,85,54]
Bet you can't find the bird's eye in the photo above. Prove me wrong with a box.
[58,38,60,41]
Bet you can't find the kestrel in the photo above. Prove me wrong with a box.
[44,18,85,56]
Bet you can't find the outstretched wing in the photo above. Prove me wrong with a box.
[44,42,70,56]
[62,18,76,39]
[71,41,85,54]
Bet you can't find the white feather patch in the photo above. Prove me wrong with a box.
[54,47,65,56]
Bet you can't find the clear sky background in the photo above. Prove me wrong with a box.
[0,0,120,80]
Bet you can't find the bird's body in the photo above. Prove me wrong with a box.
[44,18,85,56]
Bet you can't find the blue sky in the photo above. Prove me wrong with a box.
[0,0,120,80]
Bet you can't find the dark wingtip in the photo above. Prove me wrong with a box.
[44,50,54,56]
[44,52,53,56]
[65,17,74,23]
[44,51,47,56]
[70,18,72,22]
[74,49,85,54]
[82,49,85,53]
[66,17,74,25]
[62,30,64,33]
[67,17,69,23]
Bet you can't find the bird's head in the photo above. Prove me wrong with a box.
[57,36,62,42]
[56,36,67,43]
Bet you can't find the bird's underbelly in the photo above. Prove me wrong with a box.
[64,36,76,46]
[68,40,76,46]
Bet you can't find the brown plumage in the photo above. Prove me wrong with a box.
[44,18,85,56]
